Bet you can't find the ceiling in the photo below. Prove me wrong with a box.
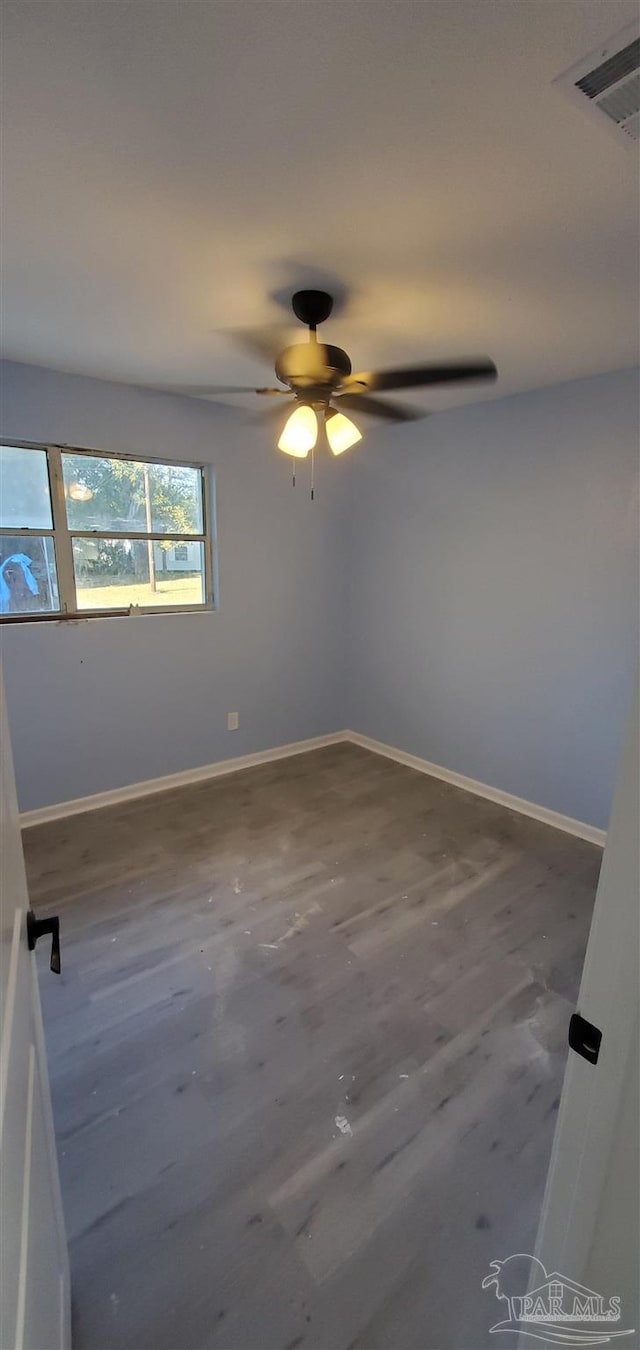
[2,0,639,413]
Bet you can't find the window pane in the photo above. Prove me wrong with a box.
[0,535,59,615]
[148,463,203,535]
[0,446,53,529]
[72,538,206,610]
[62,454,203,535]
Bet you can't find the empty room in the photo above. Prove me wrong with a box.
[1,3,639,1349]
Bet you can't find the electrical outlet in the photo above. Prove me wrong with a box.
[227,712,239,731]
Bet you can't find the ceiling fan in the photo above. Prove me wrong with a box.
[181,290,498,458]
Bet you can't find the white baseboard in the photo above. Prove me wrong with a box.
[19,732,350,828]
[345,730,606,847]
[20,726,606,846]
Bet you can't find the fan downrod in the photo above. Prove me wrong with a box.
[291,290,333,329]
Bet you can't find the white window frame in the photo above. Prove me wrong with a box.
[0,441,216,622]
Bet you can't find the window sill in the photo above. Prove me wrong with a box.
[1,604,216,625]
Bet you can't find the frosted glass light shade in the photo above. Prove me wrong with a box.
[277,405,317,457]
[325,410,362,455]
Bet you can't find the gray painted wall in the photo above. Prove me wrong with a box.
[0,361,349,811]
[347,368,639,830]
[1,361,637,828]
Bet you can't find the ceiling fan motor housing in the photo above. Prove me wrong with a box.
[275,342,352,395]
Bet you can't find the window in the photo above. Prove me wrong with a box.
[0,443,214,620]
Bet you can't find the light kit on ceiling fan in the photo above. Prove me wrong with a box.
[325,407,362,456]
[277,404,317,457]
[278,402,362,460]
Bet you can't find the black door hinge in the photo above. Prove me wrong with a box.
[26,910,61,974]
[568,1012,601,1065]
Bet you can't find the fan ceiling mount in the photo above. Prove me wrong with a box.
[169,289,498,460]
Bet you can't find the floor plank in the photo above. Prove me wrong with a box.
[24,743,600,1350]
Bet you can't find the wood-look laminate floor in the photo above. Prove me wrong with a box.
[24,743,600,1350]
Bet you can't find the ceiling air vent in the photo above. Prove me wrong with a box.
[554,21,640,148]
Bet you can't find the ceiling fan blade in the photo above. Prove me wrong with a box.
[153,384,290,400]
[335,392,426,422]
[253,399,297,424]
[224,324,292,367]
[162,384,287,397]
[341,358,497,395]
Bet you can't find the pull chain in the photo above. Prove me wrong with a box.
[311,442,315,501]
